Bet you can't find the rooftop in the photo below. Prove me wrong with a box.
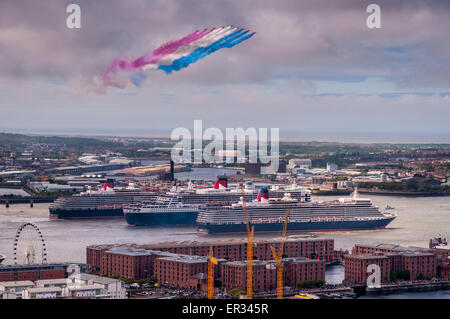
[91,236,331,251]
[68,284,104,291]
[35,278,68,286]
[355,242,434,254]
[26,287,63,294]
[0,280,34,287]
[78,273,121,284]
[157,254,226,264]
[346,254,389,260]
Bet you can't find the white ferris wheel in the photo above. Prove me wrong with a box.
[13,222,48,265]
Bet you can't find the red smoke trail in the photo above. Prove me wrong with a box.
[100,28,214,86]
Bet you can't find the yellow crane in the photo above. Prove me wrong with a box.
[241,185,254,299]
[208,246,218,299]
[270,209,291,299]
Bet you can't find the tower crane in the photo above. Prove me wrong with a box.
[241,185,254,299]
[208,246,218,299]
[270,209,291,299]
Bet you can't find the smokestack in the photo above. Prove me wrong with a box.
[103,179,114,190]
[214,177,228,189]
[170,160,174,181]
[256,187,269,201]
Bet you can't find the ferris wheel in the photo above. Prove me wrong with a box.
[13,222,47,265]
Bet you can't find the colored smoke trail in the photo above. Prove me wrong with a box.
[158,29,255,74]
[100,26,254,88]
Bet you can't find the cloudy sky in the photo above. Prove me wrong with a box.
[0,0,449,142]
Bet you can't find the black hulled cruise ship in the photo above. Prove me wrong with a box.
[49,180,160,219]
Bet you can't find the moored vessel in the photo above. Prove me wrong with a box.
[196,189,396,234]
[49,180,160,219]
[124,195,201,226]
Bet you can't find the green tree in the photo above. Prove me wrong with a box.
[390,270,397,282]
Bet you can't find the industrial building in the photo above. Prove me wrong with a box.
[344,242,447,284]
[0,263,77,282]
[0,273,126,299]
[221,257,325,293]
[85,237,331,294]
[86,237,334,277]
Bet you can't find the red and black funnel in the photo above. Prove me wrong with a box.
[213,177,228,189]
[103,179,114,190]
[256,187,269,201]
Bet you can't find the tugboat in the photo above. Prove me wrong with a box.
[385,205,395,210]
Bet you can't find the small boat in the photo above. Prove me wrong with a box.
[292,293,320,299]
[385,205,395,210]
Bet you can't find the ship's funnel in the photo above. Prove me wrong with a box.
[257,187,269,201]
[214,177,228,189]
[103,179,114,190]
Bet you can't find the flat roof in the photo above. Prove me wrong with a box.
[283,257,324,264]
[346,254,389,260]
[92,236,331,251]
[225,260,271,267]
[0,263,69,271]
[157,254,226,264]
[355,242,433,254]
[105,246,172,257]
[68,284,104,291]
[26,287,63,293]
[35,278,68,285]
[78,273,120,284]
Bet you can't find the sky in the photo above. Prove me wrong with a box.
[0,0,449,142]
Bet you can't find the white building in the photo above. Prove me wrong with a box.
[0,291,17,299]
[63,284,105,298]
[73,273,127,299]
[22,287,63,299]
[17,274,127,299]
[0,281,34,299]
[29,181,84,193]
[35,278,70,288]
[326,163,338,172]
[288,158,312,170]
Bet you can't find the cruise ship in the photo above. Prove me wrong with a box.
[196,189,396,234]
[49,177,310,220]
[124,196,200,226]
[49,180,160,219]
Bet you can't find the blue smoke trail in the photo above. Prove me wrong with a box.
[158,29,255,74]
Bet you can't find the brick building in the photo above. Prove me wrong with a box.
[283,257,326,287]
[154,255,225,291]
[401,253,436,280]
[221,260,277,293]
[221,257,325,293]
[345,242,440,284]
[344,254,392,284]
[86,237,334,274]
[85,238,332,293]
[438,262,450,278]
[99,247,172,280]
